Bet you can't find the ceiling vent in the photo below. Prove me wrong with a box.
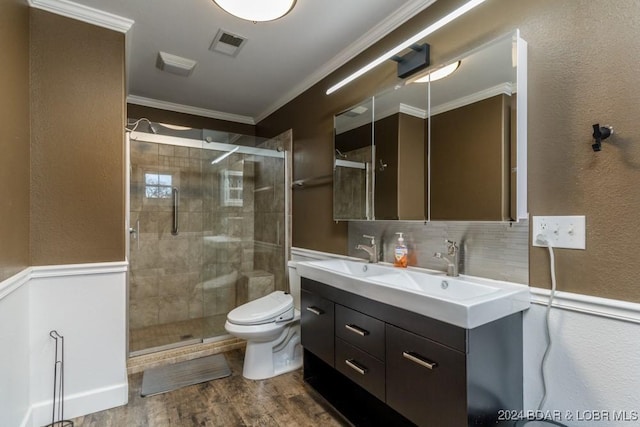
[156,52,197,76]
[210,29,247,57]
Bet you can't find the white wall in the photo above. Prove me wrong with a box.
[0,262,128,427]
[0,270,31,427]
[524,292,640,427]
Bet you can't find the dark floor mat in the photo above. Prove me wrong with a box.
[141,354,231,397]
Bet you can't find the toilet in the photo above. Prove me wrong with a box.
[224,262,303,380]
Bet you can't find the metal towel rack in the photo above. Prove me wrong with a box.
[292,174,332,189]
[46,330,73,427]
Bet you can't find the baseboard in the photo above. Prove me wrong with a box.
[29,382,128,426]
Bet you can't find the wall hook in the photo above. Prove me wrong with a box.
[592,124,613,152]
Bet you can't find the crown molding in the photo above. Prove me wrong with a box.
[254,0,437,123]
[430,82,513,116]
[28,0,134,33]
[127,95,256,125]
[398,102,428,119]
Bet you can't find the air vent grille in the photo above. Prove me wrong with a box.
[219,33,244,47]
[210,29,247,57]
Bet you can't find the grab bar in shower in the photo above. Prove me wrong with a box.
[172,187,179,235]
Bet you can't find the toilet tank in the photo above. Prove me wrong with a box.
[287,260,301,310]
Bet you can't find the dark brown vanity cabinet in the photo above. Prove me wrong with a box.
[301,278,523,427]
[300,289,335,366]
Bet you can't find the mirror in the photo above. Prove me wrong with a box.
[427,31,527,221]
[333,98,374,220]
[332,31,527,222]
[372,84,428,220]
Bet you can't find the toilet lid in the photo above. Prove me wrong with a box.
[227,291,293,325]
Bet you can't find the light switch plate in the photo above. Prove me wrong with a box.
[532,215,586,249]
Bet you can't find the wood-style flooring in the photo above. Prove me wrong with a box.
[72,349,348,427]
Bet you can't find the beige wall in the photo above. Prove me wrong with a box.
[0,0,30,281]
[258,0,640,303]
[30,10,126,265]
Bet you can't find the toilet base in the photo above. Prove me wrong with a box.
[242,322,303,380]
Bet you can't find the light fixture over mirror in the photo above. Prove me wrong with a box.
[326,0,486,95]
[411,61,461,84]
[213,0,296,22]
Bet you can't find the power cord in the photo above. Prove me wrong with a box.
[535,233,557,411]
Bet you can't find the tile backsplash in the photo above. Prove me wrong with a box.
[349,220,529,284]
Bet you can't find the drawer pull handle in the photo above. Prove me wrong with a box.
[306,306,323,316]
[345,359,368,375]
[345,324,369,336]
[403,351,437,370]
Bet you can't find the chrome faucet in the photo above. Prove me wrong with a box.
[356,234,378,263]
[433,239,459,277]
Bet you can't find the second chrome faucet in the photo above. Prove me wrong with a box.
[433,239,460,277]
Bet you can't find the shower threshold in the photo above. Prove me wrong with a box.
[130,338,202,358]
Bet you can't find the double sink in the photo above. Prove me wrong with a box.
[296,258,530,329]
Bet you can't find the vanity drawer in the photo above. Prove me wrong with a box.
[335,338,385,402]
[301,289,335,367]
[386,324,467,427]
[335,304,385,360]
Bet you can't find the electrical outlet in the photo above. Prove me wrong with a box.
[532,216,586,249]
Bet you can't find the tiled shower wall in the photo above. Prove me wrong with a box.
[252,135,288,293]
[334,146,371,220]
[129,141,208,330]
[349,220,529,284]
[129,139,287,334]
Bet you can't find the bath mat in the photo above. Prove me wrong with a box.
[141,354,231,397]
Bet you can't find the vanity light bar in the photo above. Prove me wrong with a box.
[325,0,486,95]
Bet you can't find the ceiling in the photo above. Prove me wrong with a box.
[34,0,435,124]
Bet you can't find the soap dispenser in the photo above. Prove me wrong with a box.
[394,232,408,268]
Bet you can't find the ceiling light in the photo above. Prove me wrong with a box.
[326,0,486,95]
[412,61,461,83]
[158,123,193,131]
[212,0,296,22]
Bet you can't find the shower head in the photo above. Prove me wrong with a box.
[148,122,158,134]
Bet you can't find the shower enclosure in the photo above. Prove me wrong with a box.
[126,124,291,356]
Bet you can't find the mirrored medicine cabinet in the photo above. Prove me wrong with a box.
[333,30,528,222]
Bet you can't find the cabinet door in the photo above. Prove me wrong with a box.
[301,289,335,366]
[386,324,466,427]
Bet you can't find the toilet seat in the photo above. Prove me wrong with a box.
[227,291,294,325]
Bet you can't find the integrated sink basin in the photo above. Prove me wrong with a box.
[296,258,530,329]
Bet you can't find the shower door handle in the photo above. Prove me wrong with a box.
[129,218,140,250]
[172,187,179,235]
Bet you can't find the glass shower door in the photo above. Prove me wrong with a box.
[128,126,290,355]
[200,136,287,340]
[128,135,206,355]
